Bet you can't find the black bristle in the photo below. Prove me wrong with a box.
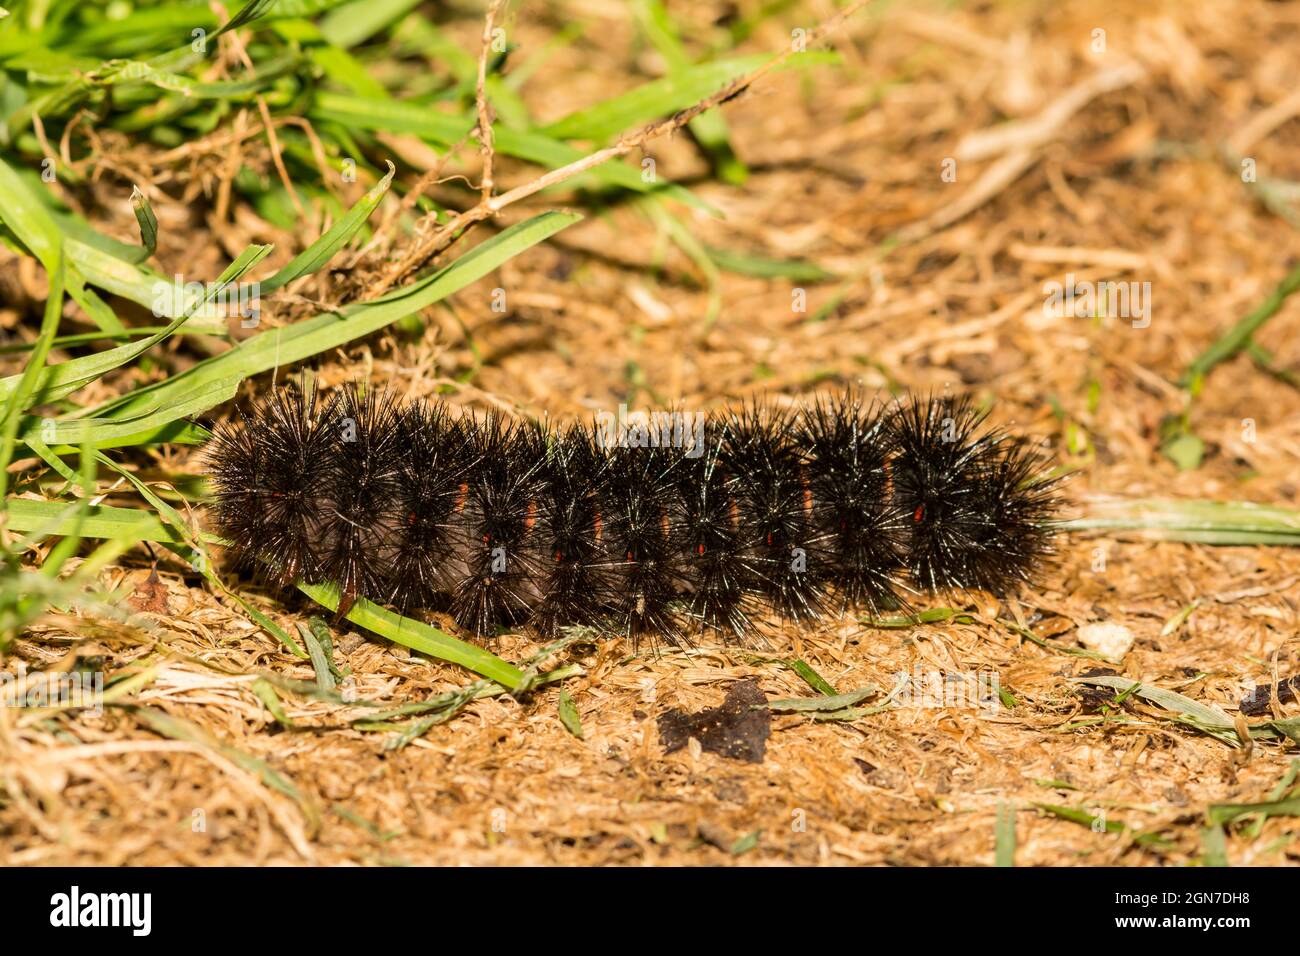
[602,440,685,646]
[316,385,403,619]
[529,425,614,636]
[206,386,1064,644]
[675,434,759,640]
[447,414,548,637]
[964,435,1063,592]
[890,394,1039,593]
[208,382,334,589]
[383,398,475,613]
[798,389,905,616]
[722,403,829,625]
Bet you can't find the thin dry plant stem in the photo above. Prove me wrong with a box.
[476,0,505,203]
[221,7,306,219]
[257,96,306,219]
[371,0,873,297]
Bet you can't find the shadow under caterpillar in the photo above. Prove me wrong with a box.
[206,384,1063,646]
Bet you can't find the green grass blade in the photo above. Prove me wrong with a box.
[1184,261,1300,387]
[633,0,747,184]
[129,186,159,258]
[786,658,838,695]
[0,152,62,269]
[705,244,834,281]
[1208,796,1300,827]
[298,618,338,691]
[0,244,272,408]
[0,247,64,504]
[1065,497,1300,545]
[5,498,185,546]
[319,0,423,48]
[558,688,583,739]
[310,93,709,209]
[260,161,395,292]
[23,376,240,448]
[1034,803,1172,848]
[38,440,96,576]
[1072,675,1244,746]
[540,54,834,142]
[297,582,524,689]
[995,802,1017,867]
[63,237,179,314]
[82,210,580,428]
[767,685,878,712]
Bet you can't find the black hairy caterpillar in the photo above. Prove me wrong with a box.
[206,384,1062,646]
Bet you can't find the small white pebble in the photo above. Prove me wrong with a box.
[1077,622,1135,660]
